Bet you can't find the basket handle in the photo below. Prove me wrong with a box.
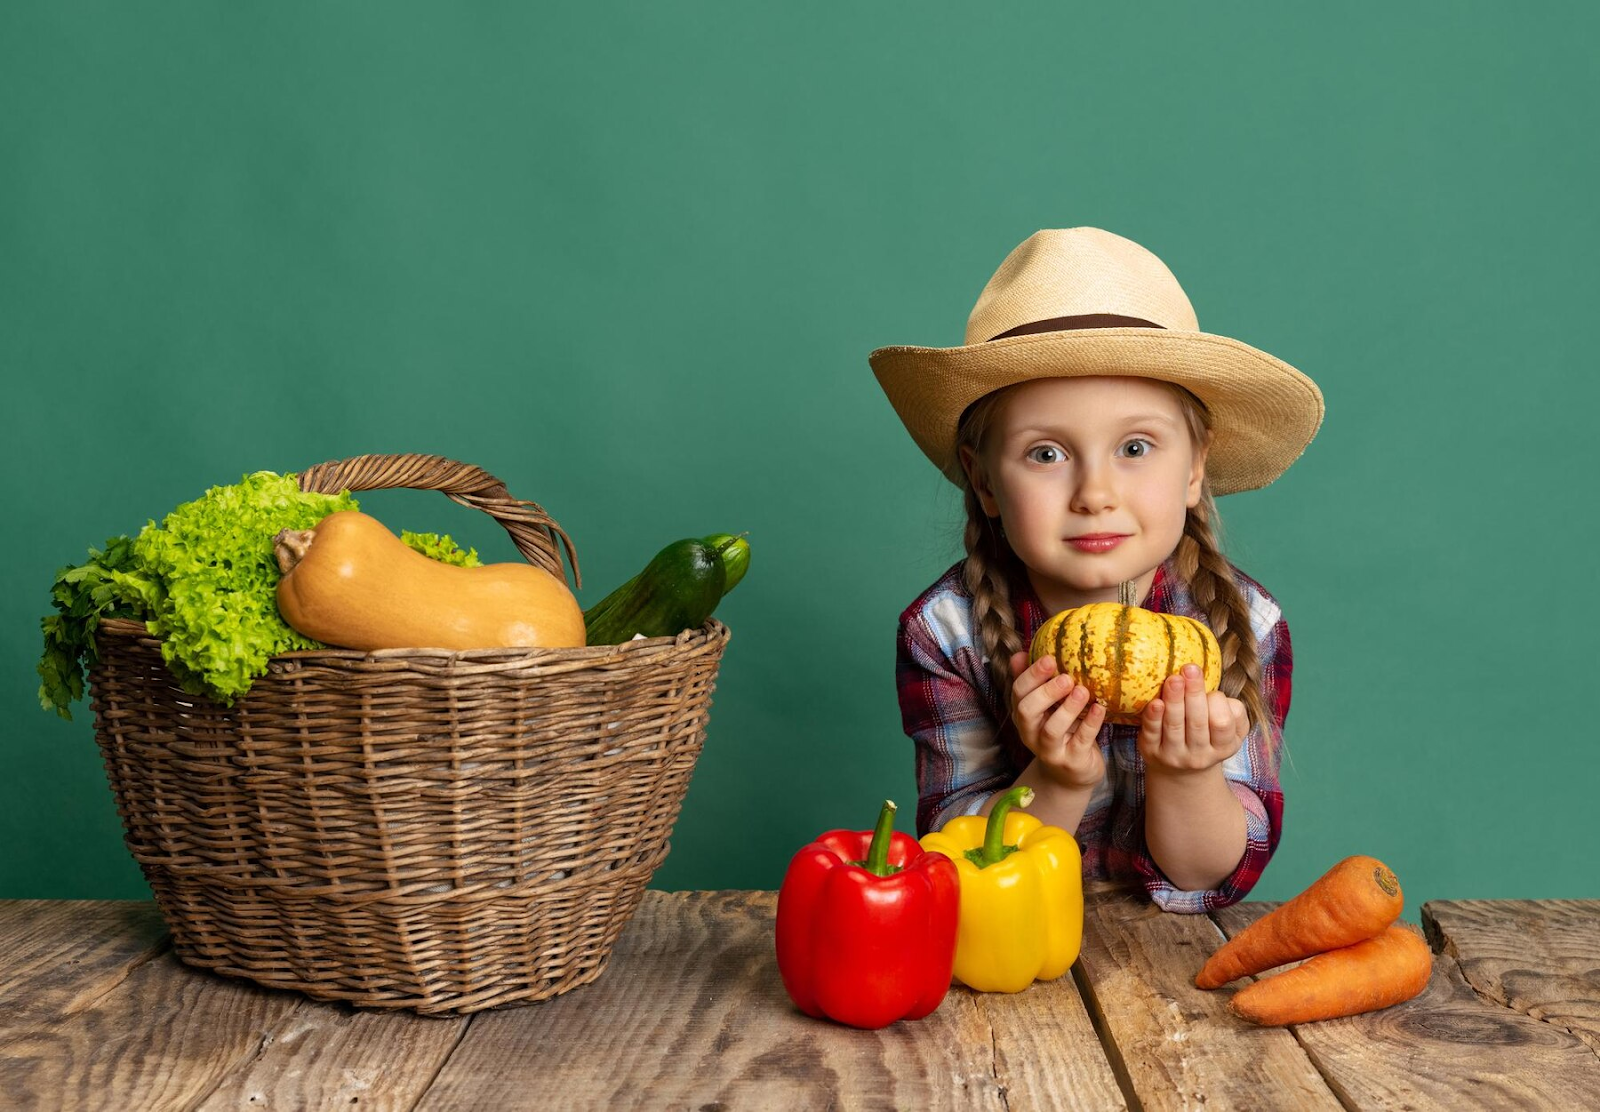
[295,454,580,589]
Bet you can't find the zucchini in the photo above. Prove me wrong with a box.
[583,533,749,644]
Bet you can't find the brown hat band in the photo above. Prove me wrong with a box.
[987,313,1166,342]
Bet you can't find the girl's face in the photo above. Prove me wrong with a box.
[960,375,1207,615]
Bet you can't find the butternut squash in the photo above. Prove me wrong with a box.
[274,510,585,651]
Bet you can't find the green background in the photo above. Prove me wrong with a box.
[4,3,1596,919]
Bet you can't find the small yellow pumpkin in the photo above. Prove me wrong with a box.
[274,510,585,651]
[1029,602,1221,725]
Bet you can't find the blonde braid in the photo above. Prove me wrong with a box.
[1172,489,1275,752]
[960,484,1025,712]
[954,388,1031,712]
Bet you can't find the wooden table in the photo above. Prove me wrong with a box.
[2,883,1597,1110]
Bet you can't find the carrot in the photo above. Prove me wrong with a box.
[1195,855,1403,989]
[1228,924,1433,1025]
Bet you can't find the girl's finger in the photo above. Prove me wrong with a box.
[1162,674,1187,747]
[1232,699,1250,741]
[1073,700,1107,745]
[1040,683,1092,743]
[1138,697,1164,753]
[1182,665,1209,750]
[1017,676,1076,730]
[1207,691,1235,739]
[1012,655,1059,704]
[1065,713,1106,780]
[1008,650,1032,679]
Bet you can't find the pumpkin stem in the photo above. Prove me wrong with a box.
[274,529,315,575]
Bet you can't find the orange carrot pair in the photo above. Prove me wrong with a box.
[1228,925,1433,1025]
[1196,855,1432,1026]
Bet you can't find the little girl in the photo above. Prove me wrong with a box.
[869,227,1324,913]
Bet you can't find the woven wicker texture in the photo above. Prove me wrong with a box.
[87,454,729,1015]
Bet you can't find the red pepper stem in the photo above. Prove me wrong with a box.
[863,799,898,877]
[983,786,1035,865]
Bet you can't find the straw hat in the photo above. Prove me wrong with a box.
[868,227,1325,495]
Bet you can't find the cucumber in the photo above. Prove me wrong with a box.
[702,532,750,594]
[583,533,749,644]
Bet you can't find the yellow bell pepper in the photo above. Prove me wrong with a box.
[919,786,1084,993]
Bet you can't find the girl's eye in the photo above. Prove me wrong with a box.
[1025,445,1065,465]
[1121,438,1153,458]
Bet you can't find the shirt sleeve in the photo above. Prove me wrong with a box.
[897,606,1015,838]
[1134,601,1292,914]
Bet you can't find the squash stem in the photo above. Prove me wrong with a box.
[273,529,315,575]
[981,786,1034,866]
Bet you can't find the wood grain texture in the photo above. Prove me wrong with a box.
[7,894,1598,1110]
[1212,901,1600,1110]
[0,950,302,1110]
[0,901,168,1044]
[190,1004,468,1111]
[973,974,1129,1110]
[420,890,1123,1112]
[1424,899,1600,1053]
[1076,882,1343,1110]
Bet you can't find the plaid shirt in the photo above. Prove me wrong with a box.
[896,556,1291,913]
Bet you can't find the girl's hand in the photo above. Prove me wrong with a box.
[1138,663,1249,776]
[1009,652,1107,790]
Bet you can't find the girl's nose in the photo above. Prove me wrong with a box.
[1070,462,1118,514]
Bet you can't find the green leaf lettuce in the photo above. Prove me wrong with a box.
[132,471,358,704]
[39,471,485,718]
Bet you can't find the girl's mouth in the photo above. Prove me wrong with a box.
[1068,534,1127,553]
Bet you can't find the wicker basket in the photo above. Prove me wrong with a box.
[86,454,730,1015]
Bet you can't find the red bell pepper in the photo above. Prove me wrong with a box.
[775,799,960,1029]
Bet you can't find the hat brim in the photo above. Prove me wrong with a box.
[868,328,1324,495]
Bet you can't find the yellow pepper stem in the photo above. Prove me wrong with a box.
[969,786,1035,868]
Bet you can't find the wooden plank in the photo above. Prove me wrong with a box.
[0,901,169,1043]
[190,1004,468,1112]
[1212,901,1600,1109]
[0,903,534,1111]
[6,894,1591,1109]
[0,949,304,1110]
[419,890,1117,1111]
[1074,882,1343,1110]
[1424,899,1600,1053]
[973,974,1129,1110]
